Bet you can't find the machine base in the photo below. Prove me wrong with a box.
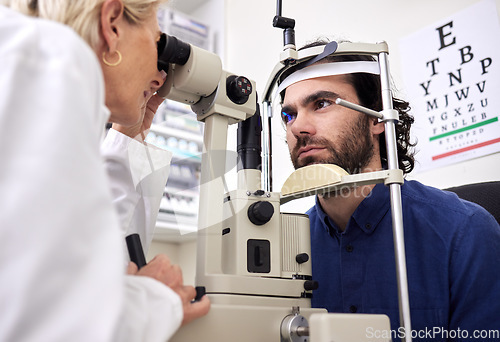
[170,294,326,342]
[170,294,392,342]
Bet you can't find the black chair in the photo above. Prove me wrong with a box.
[445,181,500,224]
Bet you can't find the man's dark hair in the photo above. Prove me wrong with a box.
[283,39,416,174]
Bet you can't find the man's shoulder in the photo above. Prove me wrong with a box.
[403,180,478,211]
[402,179,497,229]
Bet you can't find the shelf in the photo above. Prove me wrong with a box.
[169,147,202,163]
[152,6,213,243]
[159,198,198,218]
[155,166,200,243]
[153,219,197,243]
[150,114,203,242]
[150,124,203,145]
[154,210,198,243]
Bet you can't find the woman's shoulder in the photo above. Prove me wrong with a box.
[1,5,107,133]
[1,6,97,69]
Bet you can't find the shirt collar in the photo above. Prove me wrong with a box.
[314,195,335,235]
[100,105,111,142]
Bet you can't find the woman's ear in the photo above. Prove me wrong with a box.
[100,0,125,52]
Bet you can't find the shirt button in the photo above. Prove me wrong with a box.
[346,244,354,252]
[349,305,357,313]
[365,223,372,229]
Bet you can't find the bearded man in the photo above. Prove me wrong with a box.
[279,39,500,341]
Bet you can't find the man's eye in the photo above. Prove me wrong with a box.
[281,111,296,124]
[315,99,332,110]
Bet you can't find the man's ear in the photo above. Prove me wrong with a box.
[100,0,125,52]
[372,118,385,136]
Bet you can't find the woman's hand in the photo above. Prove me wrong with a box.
[127,254,211,326]
[112,93,165,141]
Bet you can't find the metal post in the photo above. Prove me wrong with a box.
[262,101,273,192]
[379,52,413,342]
[196,114,230,283]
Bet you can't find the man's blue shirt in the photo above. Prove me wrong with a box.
[307,180,500,341]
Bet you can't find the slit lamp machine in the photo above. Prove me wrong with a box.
[149,2,413,341]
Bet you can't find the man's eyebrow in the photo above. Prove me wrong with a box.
[301,90,341,108]
[282,90,341,115]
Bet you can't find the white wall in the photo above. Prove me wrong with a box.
[225,0,500,212]
[147,240,197,285]
[147,240,179,264]
[178,241,197,286]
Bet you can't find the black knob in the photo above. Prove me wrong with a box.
[193,286,206,302]
[247,201,274,226]
[304,280,319,291]
[226,75,252,104]
[125,233,147,269]
[253,190,265,196]
[272,16,296,29]
[296,253,309,264]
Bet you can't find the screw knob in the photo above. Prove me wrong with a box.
[247,201,274,226]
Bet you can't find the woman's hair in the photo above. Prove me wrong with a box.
[284,38,417,174]
[8,0,168,49]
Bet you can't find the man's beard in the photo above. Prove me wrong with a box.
[290,115,375,174]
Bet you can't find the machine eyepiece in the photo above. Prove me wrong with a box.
[157,33,191,72]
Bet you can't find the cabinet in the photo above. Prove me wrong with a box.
[147,101,203,242]
[151,7,215,241]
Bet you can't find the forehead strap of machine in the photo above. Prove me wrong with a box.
[277,60,380,94]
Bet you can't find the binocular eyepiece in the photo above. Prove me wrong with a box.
[154,32,223,102]
[157,33,191,72]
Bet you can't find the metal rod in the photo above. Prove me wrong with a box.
[262,101,273,192]
[276,0,282,16]
[379,52,412,342]
[296,326,310,337]
[335,98,383,119]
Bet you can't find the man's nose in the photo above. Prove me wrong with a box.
[290,111,316,137]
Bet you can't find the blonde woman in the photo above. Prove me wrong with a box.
[0,0,209,341]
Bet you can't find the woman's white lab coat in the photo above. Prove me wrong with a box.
[0,6,181,341]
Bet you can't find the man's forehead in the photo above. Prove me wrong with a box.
[277,61,380,95]
[282,76,352,106]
